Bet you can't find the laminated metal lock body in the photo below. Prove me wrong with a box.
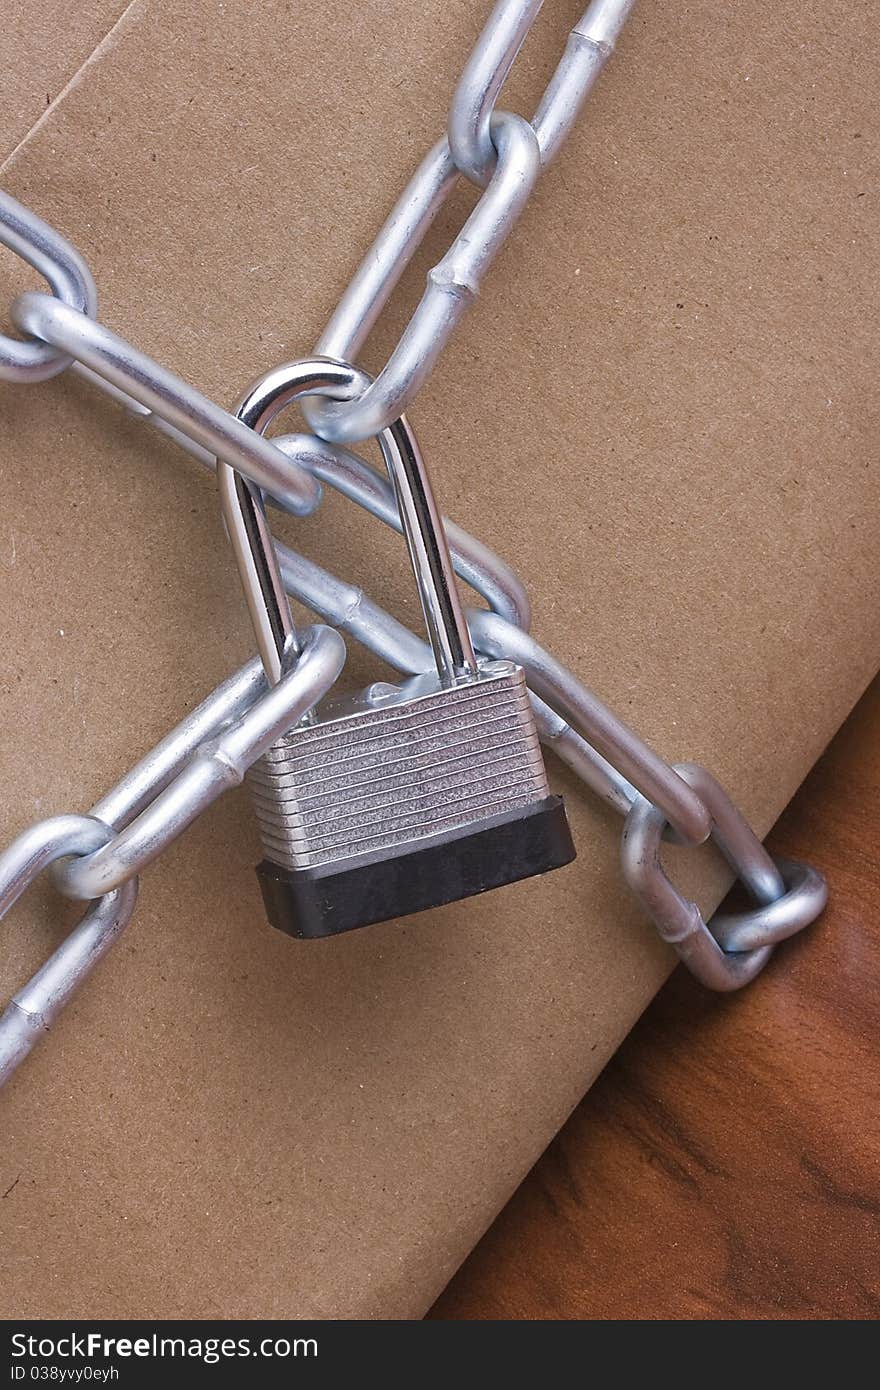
[218,359,574,938]
[249,661,571,936]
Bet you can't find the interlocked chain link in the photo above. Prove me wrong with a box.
[449,0,634,181]
[0,1,827,1085]
[0,817,137,1085]
[303,0,636,442]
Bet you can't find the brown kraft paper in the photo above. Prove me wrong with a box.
[0,0,878,1319]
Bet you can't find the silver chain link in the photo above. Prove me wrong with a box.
[303,0,636,442]
[449,0,634,180]
[0,1,827,1085]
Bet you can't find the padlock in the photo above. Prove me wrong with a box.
[218,358,575,938]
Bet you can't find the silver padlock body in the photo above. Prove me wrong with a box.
[247,661,548,872]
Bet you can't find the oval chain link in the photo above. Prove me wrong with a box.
[302,0,637,440]
[0,190,97,382]
[449,0,636,184]
[0,0,827,1041]
[0,816,138,1085]
[304,111,540,442]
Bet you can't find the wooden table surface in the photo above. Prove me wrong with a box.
[430,678,880,1320]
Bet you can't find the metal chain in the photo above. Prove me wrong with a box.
[0,817,137,1084]
[0,1,828,1085]
[54,626,346,899]
[302,0,637,442]
[449,0,634,181]
[0,633,344,1080]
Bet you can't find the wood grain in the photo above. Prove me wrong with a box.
[430,678,880,1320]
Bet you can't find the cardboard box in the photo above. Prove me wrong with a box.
[1,0,877,1318]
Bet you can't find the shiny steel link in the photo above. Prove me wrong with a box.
[218,360,370,683]
[0,0,826,997]
[620,763,824,991]
[621,801,772,991]
[4,284,529,626]
[1,635,337,1084]
[0,815,138,1085]
[449,1,540,185]
[303,1,635,439]
[65,364,531,626]
[710,858,829,954]
[89,660,269,832]
[10,291,322,517]
[0,884,138,1086]
[305,112,541,443]
[0,815,112,913]
[222,356,478,687]
[467,609,713,846]
[264,524,640,813]
[259,546,825,970]
[54,624,345,900]
[449,0,636,184]
[271,432,531,629]
[0,190,97,383]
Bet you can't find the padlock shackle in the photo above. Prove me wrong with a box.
[379,409,478,685]
[219,357,478,688]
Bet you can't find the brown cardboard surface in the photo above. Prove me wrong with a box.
[0,2,130,163]
[0,0,878,1319]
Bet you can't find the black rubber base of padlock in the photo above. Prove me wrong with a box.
[256,795,575,940]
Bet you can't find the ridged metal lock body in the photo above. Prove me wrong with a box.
[248,662,547,872]
[219,359,575,938]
